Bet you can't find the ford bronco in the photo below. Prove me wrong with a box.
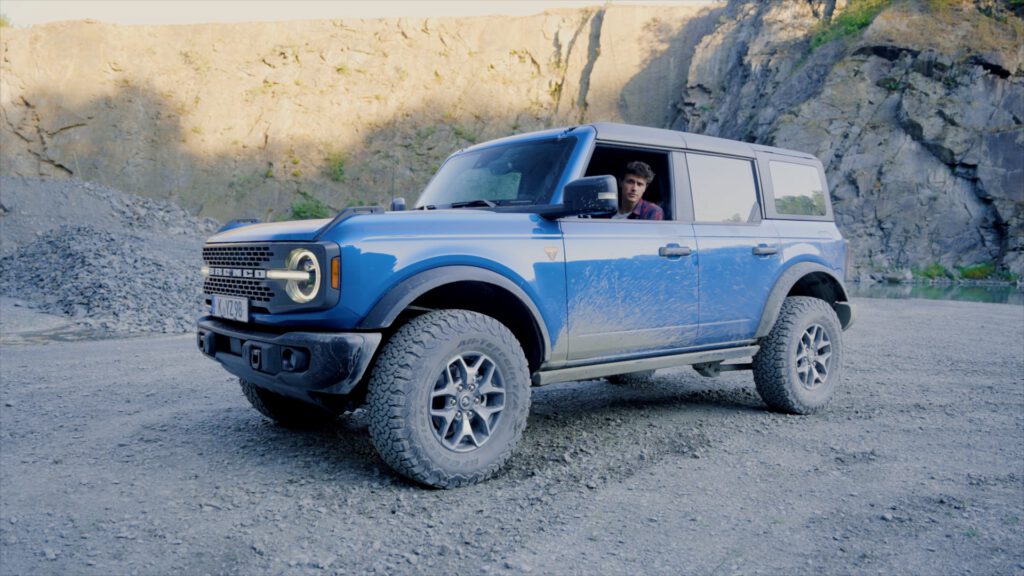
[197,123,854,487]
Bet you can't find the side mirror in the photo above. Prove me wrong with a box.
[539,175,618,219]
[390,197,406,211]
[564,175,618,214]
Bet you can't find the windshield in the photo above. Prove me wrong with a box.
[416,137,577,209]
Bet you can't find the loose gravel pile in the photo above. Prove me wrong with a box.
[0,177,220,335]
[0,225,205,333]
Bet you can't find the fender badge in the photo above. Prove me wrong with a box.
[544,247,559,261]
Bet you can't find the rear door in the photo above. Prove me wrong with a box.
[679,151,781,346]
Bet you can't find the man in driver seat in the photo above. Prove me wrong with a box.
[613,161,663,220]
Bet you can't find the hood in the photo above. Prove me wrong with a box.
[205,218,330,243]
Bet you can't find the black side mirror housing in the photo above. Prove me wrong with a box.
[390,197,406,211]
[539,175,618,219]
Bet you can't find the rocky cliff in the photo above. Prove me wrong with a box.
[673,0,1023,278]
[1,1,1021,277]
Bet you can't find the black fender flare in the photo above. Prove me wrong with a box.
[358,265,552,360]
[755,262,853,339]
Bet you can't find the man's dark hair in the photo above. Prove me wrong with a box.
[625,161,655,183]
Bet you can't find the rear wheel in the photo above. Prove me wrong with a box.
[367,310,531,488]
[239,379,338,428]
[753,296,843,414]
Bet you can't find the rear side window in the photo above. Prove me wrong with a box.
[687,154,759,224]
[769,161,826,216]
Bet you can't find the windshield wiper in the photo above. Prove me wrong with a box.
[448,199,497,208]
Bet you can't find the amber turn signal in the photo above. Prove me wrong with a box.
[331,257,340,289]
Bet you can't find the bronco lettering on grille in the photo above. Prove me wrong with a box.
[208,267,268,279]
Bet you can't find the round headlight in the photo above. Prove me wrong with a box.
[284,249,321,303]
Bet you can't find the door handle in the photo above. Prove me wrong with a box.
[658,245,693,258]
[752,244,779,256]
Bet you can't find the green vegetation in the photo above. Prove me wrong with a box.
[0,14,10,27]
[227,172,265,200]
[181,50,210,74]
[290,190,331,220]
[452,124,479,144]
[809,0,892,51]
[324,150,347,182]
[416,125,437,142]
[925,0,955,10]
[911,261,1019,282]
[548,80,563,102]
[957,262,997,280]
[878,77,905,91]
[913,263,951,280]
[345,197,378,208]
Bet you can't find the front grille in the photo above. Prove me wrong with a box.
[204,277,274,302]
[203,244,279,306]
[201,241,337,314]
[203,245,272,267]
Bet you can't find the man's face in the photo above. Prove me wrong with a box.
[621,173,648,205]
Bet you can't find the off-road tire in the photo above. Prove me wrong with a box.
[367,310,531,488]
[239,379,337,428]
[606,370,656,385]
[753,296,843,414]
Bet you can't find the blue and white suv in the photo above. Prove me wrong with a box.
[197,123,854,487]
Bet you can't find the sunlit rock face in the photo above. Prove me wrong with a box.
[1,1,1020,275]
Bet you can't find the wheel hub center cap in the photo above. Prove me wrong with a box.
[459,394,473,409]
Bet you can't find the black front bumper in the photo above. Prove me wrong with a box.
[196,317,381,400]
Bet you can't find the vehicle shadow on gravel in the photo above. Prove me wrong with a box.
[154,405,385,483]
[177,371,768,489]
[500,375,767,481]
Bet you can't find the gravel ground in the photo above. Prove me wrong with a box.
[1,297,1021,576]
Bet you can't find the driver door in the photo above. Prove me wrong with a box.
[561,218,699,361]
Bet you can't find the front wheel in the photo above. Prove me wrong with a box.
[752,297,843,414]
[367,310,531,488]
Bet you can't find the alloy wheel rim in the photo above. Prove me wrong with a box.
[430,351,506,452]
[795,323,832,390]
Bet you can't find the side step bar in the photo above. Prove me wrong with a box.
[532,345,760,387]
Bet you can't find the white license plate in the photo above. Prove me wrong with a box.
[211,295,249,322]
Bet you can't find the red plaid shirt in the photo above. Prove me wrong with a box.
[627,199,664,220]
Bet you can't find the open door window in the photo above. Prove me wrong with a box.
[583,145,673,220]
